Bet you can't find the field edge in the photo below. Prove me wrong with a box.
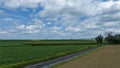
[51,45,106,68]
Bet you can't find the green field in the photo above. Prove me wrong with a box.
[0,40,97,68]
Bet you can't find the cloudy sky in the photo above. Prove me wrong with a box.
[0,0,120,39]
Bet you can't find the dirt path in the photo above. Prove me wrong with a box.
[57,45,120,68]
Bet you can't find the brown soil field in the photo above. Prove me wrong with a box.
[57,45,120,68]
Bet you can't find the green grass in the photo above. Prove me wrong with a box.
[0,40,97,68]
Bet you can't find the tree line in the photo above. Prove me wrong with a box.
[95,33,120,44]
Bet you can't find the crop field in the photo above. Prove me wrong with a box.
[0,40,97,68]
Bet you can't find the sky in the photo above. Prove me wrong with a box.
[0,0,120,39]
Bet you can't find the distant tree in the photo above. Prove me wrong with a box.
[95,35,104,44]
[105,33,120,44]
[114,34,120,44]
[105,32,115,44]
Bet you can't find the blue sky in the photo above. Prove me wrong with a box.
[0,0,120,39]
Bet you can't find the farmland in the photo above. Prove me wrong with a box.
[0,40,97,68]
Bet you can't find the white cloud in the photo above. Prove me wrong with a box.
[24,24,43,34]
[97,0,120,14]
[50,26,62,32]
[47,22,52,25]
[65,26,82,32]
[103,22,120,27]
[25,25,38,30]
[38,0,98,17]
[25,29,40,33]
[17,25,25,29]
[1,0,42,9]
[82,19,98,29]
[98,1,114,10]
[1,18,13,22]
[0,30,7,34]
[106,28,120,33]
[0,0,120,39]
[22,18,45,33]
[8,30,16,33]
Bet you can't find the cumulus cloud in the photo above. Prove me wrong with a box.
[37,0,98,18]
[50,26,61,32]
[103,22,120,27]
[65,26,82,32]
[1,18,13,22]
[0,0,120,39]
[22,18,45,34]
[0,0,42,9]
[0,30,7,34]
[17,25,25,29]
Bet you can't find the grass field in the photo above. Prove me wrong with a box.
[0,40,97,68]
